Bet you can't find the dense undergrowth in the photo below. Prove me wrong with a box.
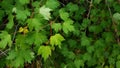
[0,0,120,68]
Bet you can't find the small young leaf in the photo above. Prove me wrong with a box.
[18,26,29,34]
[38,46,51,61]
[50,34,65,48]
[39,6,52,20]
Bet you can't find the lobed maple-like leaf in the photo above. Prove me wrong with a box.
[62,19,75,34]
[27,18,41,31]
[38,46,51,61]
[50,34,65,48]
[59,9,69,21]
[52,23,62,32]
[39,6,52,20]
[16,9,30,21]
[0,31,12,49]
[7,49,34,67]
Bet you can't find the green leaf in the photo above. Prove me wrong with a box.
[68,39,77,48]
[19,0,30,5]
[94,0,102,4]
[33,32,47,46]
[87,46,94,53]
[89,25,103,34]
[39,6,52,20]
[117,55,120,60]
[81,35,91,46]
[50,34,65,48]
[0,10,4,20]
[67,52,75,60]
[27,18,41,31]
[15,34,26,48]
[81,18,90,29]
[66,3,79,12]
[22,50,34,63]
[13,56,24,67]
[16,10,30,21]
[108,57,115,65]
[38,46,51,61]
[74,59,84,68]
[0,31,12,49]
[6,14,14,29]
[83,53,91,61]
[25,31,47,46]
[102,32,114,43]
[45,0,60,10]
[52,23,62,32]
[7,49,34,68]
[59,9,69,21]
[62,19,75,34]
[7,50,17,60]
[0,0,13,13]
[116,61,120,68]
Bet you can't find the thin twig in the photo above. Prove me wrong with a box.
[0,50,7,56]
[12,24,19,41]
[39,23,50,30]
[87,0,93,18]
[0,49,10,57]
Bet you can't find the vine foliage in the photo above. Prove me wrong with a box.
[0,0,120,68]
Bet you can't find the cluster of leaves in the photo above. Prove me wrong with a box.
[0,0,120,68]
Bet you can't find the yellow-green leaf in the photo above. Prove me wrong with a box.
[50,34,65,48]
[38,46,51,61]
